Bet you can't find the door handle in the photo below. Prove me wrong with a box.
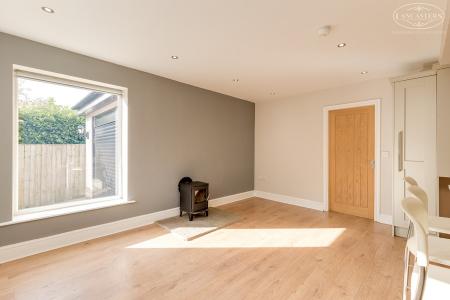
[398,131,404,172]
[369,160,375,170]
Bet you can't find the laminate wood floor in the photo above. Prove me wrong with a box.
[0,198,405,300]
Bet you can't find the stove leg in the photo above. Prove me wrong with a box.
[179,209,182,217]
[189,214,194,221]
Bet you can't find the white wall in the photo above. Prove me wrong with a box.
[255,78,394,215]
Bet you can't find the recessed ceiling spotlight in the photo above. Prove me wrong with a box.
[171,55,179,59]
[337,43,346,48]
[232,78,239,83]
[360,71,368,75]
[317,25,331,37]
[41,6,55,14]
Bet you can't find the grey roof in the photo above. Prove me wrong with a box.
[72,91,104,111]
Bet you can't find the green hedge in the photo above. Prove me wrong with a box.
[19,99,86,144]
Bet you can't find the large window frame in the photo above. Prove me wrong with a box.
[12,65,128,220]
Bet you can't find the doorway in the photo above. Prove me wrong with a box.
[323,100,380,221]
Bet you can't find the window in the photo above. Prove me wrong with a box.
[13,66,127,217]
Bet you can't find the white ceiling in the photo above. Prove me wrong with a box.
[0,0,448,102]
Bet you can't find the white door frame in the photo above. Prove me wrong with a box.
[322,99,382,223]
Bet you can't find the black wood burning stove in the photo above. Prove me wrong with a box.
[178,177,209,221]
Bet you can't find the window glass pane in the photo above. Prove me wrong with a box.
[94,108,116,127]
[17,76,120,211]
[93,108,117,198]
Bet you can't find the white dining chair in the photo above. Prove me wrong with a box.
[411,264,450,300]
[405,176,419,186]
[404,177,419,239]
[401,197,450,300]
[403,176,450,236]
[407,185,450,236]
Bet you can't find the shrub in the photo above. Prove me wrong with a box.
[19,99,86,144]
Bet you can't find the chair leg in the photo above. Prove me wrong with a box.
[403,247,410,300]
[413,266,427,300]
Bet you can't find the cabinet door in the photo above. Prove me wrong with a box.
[394,75,437,229]
[437,68,450,219]
[437,68,450,178]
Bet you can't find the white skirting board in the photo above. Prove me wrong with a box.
[208,191,255,207]
[377,214,393,225]
[0,191,254,264]
[0,190,392,263]
[254,190,324,211]
[253,191,392,225]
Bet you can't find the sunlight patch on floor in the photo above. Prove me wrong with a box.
[126,228,346,249]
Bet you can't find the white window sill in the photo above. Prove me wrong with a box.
[0,199,135,227]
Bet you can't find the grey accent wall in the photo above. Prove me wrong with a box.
[0,32,254,246]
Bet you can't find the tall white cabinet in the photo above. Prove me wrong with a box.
[437,67,450,179]
[393,72,437,233]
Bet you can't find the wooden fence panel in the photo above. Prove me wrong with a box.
[18,144,86,209]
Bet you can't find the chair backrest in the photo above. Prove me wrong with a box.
[404,176,418,186]
[401,197,429,267]
[407,185,429,210]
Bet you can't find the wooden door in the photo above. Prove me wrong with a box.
[329,106,375,219]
